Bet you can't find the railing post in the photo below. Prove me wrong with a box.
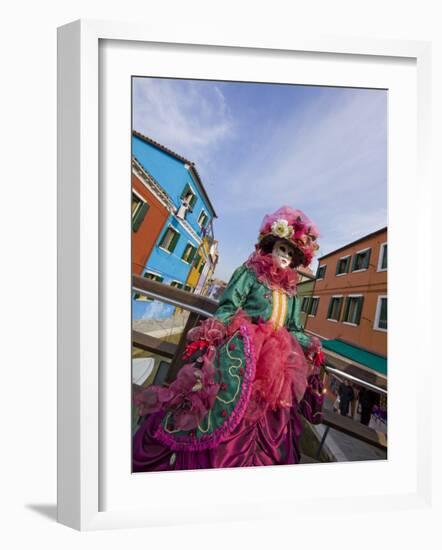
[315,425,330,460]
[166,311,201,383]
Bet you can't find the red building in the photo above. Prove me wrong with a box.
[131,166,169,276]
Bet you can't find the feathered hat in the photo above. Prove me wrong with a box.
[257,206,320,267]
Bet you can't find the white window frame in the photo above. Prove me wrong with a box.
[316,264,326,280]
[170,279,184,289]
[143,269,163,280]
[336,255,351,276]
[327,295,344,322]
[374,294,388,332]
[308,296,320,317]
[377,242,388,272]
[351,247,372,273]
[158,224,180,254]
[342,293,364,326]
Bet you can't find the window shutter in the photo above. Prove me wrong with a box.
[355,297,364,324]
[188,246,196,263]
[351,255,358,271]
[190,194,197,208]
[335,262,340,275]
[159,228,169,249]
[181,184,190,199]
[337,297,343,320]
[132,202,149,232]
[343,297,350,321]
[169,231,180,253]
[327,298,333,318]
[364,249,372,269]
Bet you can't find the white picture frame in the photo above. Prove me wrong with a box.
[57,19,432,531]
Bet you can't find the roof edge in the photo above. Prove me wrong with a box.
[132,130,217,218]
[318,226,387,261]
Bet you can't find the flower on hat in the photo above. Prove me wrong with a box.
[257,206,320,268]
[271,218,294,239]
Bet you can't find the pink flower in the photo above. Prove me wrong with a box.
[134,361,220,432]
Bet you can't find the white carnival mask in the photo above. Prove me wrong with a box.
[272,239,296,270]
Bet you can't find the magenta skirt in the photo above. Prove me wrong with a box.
[133,403,304,471]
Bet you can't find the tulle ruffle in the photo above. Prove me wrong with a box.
[245,251,298,296]
[225,311,309,414]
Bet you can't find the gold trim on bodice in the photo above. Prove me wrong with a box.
[270,289,288,329]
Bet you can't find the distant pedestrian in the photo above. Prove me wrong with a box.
[338,380,354,417]
[358,387,379,425]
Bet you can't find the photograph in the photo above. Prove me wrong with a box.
[130,77,388,472]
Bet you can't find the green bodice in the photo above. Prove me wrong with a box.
[215,264,312,349]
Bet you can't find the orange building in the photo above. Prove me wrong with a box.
[131,169,169,275]
[306,227,387,355]
[305,227,387,404]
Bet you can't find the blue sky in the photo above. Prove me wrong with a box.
[133,78,387,281]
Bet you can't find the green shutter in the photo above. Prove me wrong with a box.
[190,194,197,208]
[181,184,191,199]
[169,230,180,253]
[337,297,343,320]
[355,297,364,324]
[181,244,190,261]
[343,297,350,321]
[327,298,333,318]
[188,246,197,263]
[364,249,372,269]
[132,202,149,232]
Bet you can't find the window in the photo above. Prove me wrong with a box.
[301,296,311,313]
[197,210,209,228]
[336,256,351,275]
[133,272,163,300]
[316,265,326,279]
[198,261,206,274]
[180,183,197,209]
[342,296,364,325]
[327,296,343,321]
[309,297,319,316]
[374,296,387,331]
[170,281,184,289]
[132,193,149,232]
[184,284,193,293]
[378,243,387,271]
[159,226,180,253]
[351,248,371,271]
[182,243,197,263]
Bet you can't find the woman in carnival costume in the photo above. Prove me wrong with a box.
[133,206,325,470]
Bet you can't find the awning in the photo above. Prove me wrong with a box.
[321,339,387,392]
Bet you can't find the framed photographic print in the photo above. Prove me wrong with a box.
[57,19,432,530]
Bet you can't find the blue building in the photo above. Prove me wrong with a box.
[132,131,217,320]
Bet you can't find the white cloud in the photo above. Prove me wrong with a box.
[133,78,235,165]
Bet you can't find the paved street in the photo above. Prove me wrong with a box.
[311,397,387,462]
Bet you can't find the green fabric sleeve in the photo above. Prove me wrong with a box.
[214,265,254,324]
[288,295,311,350]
